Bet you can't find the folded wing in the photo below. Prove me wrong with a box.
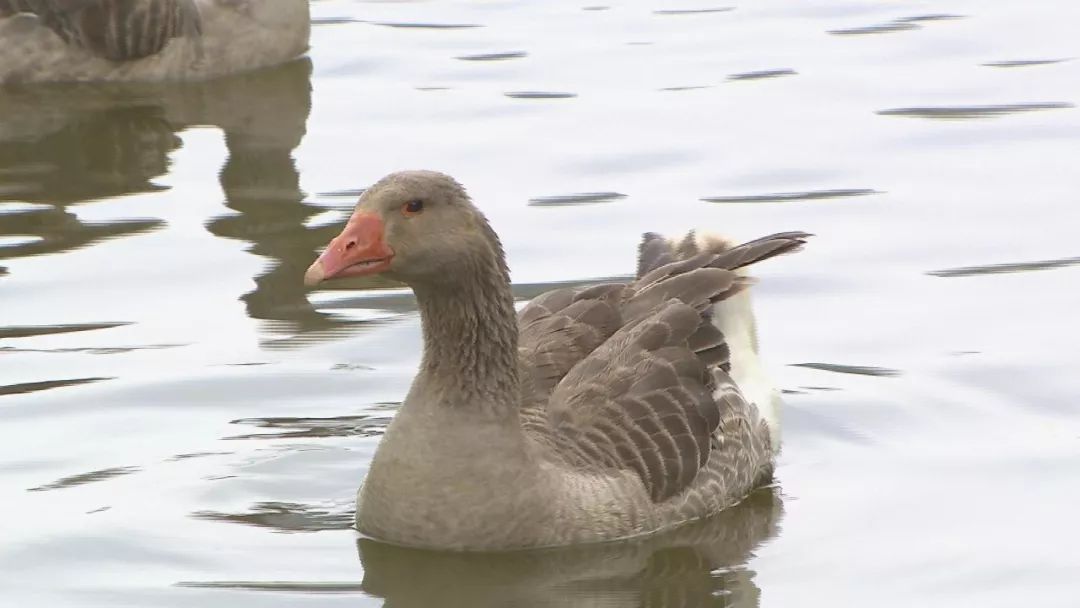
[0,0,201,61]
[517,231,808,502]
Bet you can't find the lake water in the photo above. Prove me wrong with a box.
[2,1,1079,606]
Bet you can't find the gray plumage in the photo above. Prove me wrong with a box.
[356,486,783,606]
[0,0,200,61]
[306,170,807,550]
[521,230,805,506]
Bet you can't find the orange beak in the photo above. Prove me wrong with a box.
[304,212,394,286]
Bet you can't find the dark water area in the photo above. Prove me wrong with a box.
[1,1,1079,607]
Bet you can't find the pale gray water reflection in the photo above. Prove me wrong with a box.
[653,8,734,16]
[702,189,879,204]
[0,59,365,347]
[659,84,713,92]
[828,22,920,36]
[311,17,360,26]
[727,69,796,81]
[504,91,577,99]
[828,13,963,36]
[983,58,1072,68]
[790,362,901,378]
[0,375,111,396]
[192,500,356,533]
[0,321,130,339]
[224,412,393,440]
[2,1,1080,607]
[927,256,1080,278]
[370,21,481,30]
[528,191,627,206]
[878,102,1074,120]
[29,466,141,492]
[456,51,527,62]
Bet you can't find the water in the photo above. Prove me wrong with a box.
[2,0,1079,606]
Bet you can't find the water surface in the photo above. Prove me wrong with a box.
[2,1,1079,606]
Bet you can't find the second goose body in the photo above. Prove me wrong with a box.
[0,0,309,83]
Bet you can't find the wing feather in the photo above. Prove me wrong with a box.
[0,0,201,61]
[517,231,808,503]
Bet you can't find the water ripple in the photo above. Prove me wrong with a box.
[371,21,481,30]
[28,465,140,492]
[829,22,919,36]
[983,58,1072,68]
[791,362,901,377]
[877,102,1074,119]
[224,414,392,440]
[658,84,713,92]
[654,8,734,15]
[176,581,365,594]
[504,91,577,99]
[1,343,183,355]
[928,256,1080,278]
[528,192,626,206]
[312,17,360,26]
[456,51,527,62]
[830,14,962,36]
[0,377,113,397]
[191,501,355,533]
[318,188,366,198]
[0,322,129,339]
[166,451,234,462]
[702,188,879,204]
[896,14,965,23]
[728,69,797,81]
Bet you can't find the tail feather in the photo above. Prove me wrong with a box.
[636,232,675,278]
[634,230,804,452]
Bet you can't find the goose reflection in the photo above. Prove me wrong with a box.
[196,59,379,347]
[1,58,371,345]
[0,84,173,263]
[357,486,782,608]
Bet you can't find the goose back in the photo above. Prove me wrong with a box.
[518,232,807,506]
[0,0,309,83]
[0,0,201,61]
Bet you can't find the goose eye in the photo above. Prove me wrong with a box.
[402,199,424,217]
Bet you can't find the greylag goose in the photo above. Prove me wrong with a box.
[304,170,808,550]
[0,0,309,83]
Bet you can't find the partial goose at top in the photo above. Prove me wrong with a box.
[0,0,309,83]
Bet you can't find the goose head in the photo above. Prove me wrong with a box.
[304,170,501,287]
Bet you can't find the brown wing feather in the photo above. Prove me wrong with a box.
[517,284,627,437]
[546,301,713,501]
[1,0,201,61]
[518,231,808,503]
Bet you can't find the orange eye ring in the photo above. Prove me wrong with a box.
[402,199,424,217]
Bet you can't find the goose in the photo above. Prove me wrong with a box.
[304,170,808,550]
[0,0,309,83]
